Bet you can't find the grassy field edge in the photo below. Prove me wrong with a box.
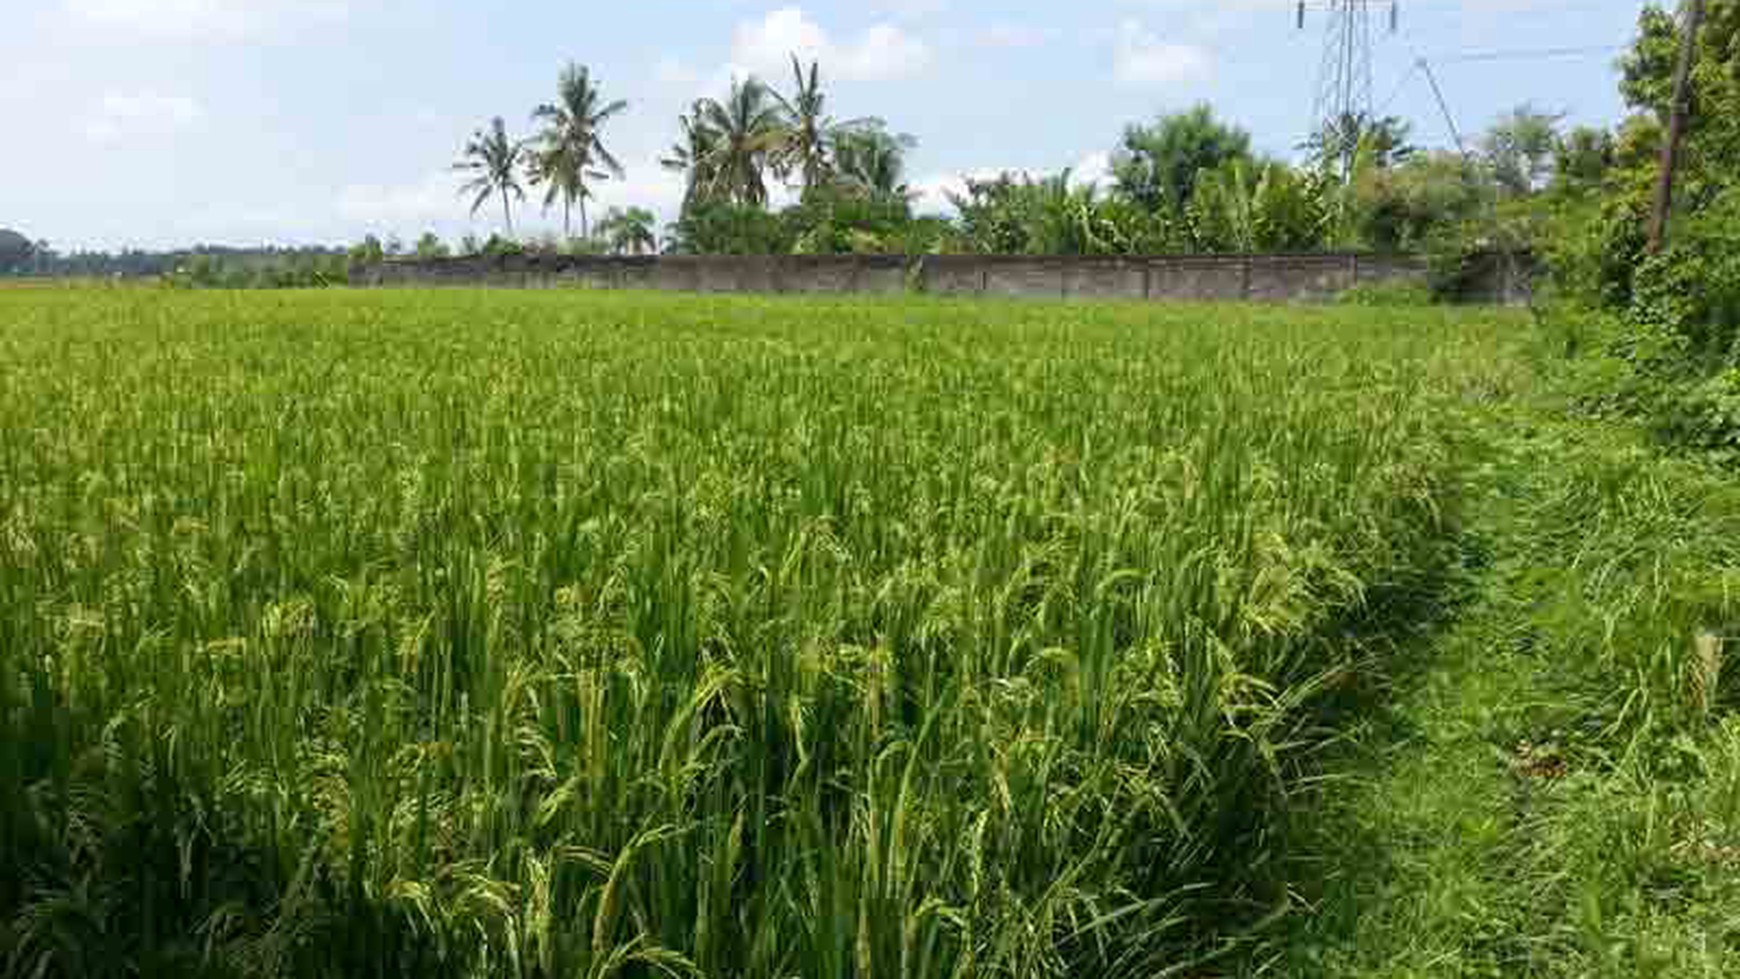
[1271,346,1740,977]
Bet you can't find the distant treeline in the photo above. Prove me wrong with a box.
[0,238,351,287]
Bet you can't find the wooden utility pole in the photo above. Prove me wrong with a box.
[1648,0,1705,253]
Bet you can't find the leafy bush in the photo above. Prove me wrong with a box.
[1354,151,1491,252]
[349,234,386,265]
[1338,280,1435,307]
[480,233,526,257]
[1539,2,1740,453]
[1628,198,1740,365]
[414,232,451,260]
[1186,160,1330,253]
[666,201,792,254]
[162,252,348,289]
[947,172,1181,256]
[1659,368,1740,455]
[784,185,913,255]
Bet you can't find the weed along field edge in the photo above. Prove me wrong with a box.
[2,287,1736,977]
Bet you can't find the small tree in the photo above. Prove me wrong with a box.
[414,232,450,260]
[1352,151,1491,252]
[348,234,385,265]
[772,56,872,195]
[0,228,34,273]
[530,64,628,238]
[1112,105,1253,215]
[1481,104,1566,196]
[596,207,658,255]
[1551,127,1616,193]
[830,123,917,199]
[694,77,786,208]
[1304,112,1416,178]
[666,201,789,254]
[454,117,527,235]
[1188,159,1331,253]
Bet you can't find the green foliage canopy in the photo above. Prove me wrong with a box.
[1112,104,1254,215]
[0,228,33,272]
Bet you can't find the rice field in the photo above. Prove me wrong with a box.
[0,289,1519,977]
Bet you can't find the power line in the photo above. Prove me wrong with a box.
[1372,40,1625,130]
[1298,3,1629,157]
[1397,0,1617,18]
[1289,0,1597,9]
[1374,61,1420,116]
[1417,58,1467,155]
[1427,43,1629,63]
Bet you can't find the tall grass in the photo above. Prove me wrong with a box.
[0,289,1512,977]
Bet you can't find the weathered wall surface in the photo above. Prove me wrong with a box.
[351,251,1527,304]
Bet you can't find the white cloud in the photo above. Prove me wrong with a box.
[909,168,992,214]
[849,24,931,79]
[1113,19,1212,87]
[589,159,688,225]
[1112,0,1271,13]
[411,107,446,131]
[876,0,947,19]
[64,0,347,41]
[337,158,694,240]
[1114,0,1268,7]
[338,172,461,228]
[911,154,1116,214]
[732,7,930,82]
[977,23,1051,49]
[82,92,202,143]
[1070,152,1113,190]
[653,57,700,86]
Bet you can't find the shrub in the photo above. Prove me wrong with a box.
[1659,368,1740,456]
[480,233,525,257]
[1338,280,1436,307]
[1626,197,1740,368]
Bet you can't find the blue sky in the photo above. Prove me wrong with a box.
[1,0,1648,251]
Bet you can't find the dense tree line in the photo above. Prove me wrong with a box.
[4,21,1693,284]
[433,52,1606,272]
[0,238,348,285]
[1534,0,1740,454]
[446,57,926,258]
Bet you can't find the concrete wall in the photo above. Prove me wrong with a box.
[1063,259,1148,301]
[352,251,1523,304]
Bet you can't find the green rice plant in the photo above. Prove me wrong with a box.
[0,289,1518,977]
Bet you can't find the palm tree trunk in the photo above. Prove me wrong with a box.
[563,196,572,240]
[501,189,514,236]
[579,196,589,240]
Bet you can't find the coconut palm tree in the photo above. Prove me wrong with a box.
[662,104,725,210]
[1304,111,1416,181]
[694,76,786,208]
[596,206,658,255]
[771,57,868,195]
[528,140,610,241]
[832,123,917,198]
[454,116,526,235]
[531,63,628,238]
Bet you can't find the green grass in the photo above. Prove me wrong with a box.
[0,289,1525,977]
[1276,345,1740,977]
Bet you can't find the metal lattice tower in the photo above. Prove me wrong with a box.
[1300,0,1395,174]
